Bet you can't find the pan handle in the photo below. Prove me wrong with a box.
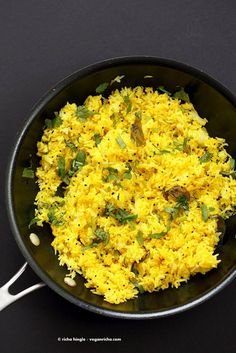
[0,263,46,312]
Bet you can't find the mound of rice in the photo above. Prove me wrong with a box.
[34,86,236,304]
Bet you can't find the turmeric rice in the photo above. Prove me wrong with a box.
[34,86,236,304]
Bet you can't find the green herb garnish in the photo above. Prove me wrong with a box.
[159,149,171,154]
[114,209,137,224]
[124,95,132,114]
[150,232,166,239]
[57,157,69,184]
[22,167,34,179]
[104,203,115,215]
[136,230,144,245]
[124,170,132,179]
[176,194,189,212]
[82,242,100,251]
[173,138,189,152]
[76,105,96,122]
[132,280,145,294]
[65,141,77,152]
[45,112,62,128]
[173,87,190,103]
[164,207,178,220]
[124,164,132,179]
[200,203,209,222]
[96,82,109,94]
[173,141,183,151]
[230,158,235,170]
[164,194,189,222]
[95,227,109,245]
[57,151,86,185]
[103,167,119,182]
[137,284,145,294]
[182,137,189,153]
[94,133,102,146]
[28,216,40,228]
[48,207,64,226]
[131,263,139,276]
[221,158,236,177]
[116,135,126,149]
[157,86,171,95]
[105,204,137,224]
[83,227,109,250]
[69,150,86,176]
[199,151,213,164]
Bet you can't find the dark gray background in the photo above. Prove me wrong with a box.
[0,1,236,352]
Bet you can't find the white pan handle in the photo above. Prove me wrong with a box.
[0,263,46,311]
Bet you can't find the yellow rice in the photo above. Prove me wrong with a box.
[34,86,236,304]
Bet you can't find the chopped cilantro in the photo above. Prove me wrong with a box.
[94,133,102,146]
[124,170,132,179]
[83,227,109,250]
[173,138,189,152]
[136,230,144,245]
[164,207,178,220]
[200,203,209,222]
[182,137,189,153]
[65,141,77,152]
[159,149,171,154]
[199,151,213,164]
[104,203,116,215]
[22,167,34,179]
[57,157,69,184]
[45,112,62,128]
[103,167,119,182]
[58,152,86,185]
[48,207,64,226]
[28,216,40,228]
[124,164,132,179]
[132,279,145,294]
[157,86,171,95]
[69,150,86,176]
[105,204,137,224]
[82,242,100,251]
[176,195,189,212]
[135,111,142,119]
[164,194,189,222]
[124,95,132,114]
[115,209,137,224]
[131,263,139,276]
[230,158,235,170]
[221,158,236,177]
[150,232,166,239]
[76,105,96,122]
[95,227,109,245]
[173,87,190,103]
[95,82,109,94]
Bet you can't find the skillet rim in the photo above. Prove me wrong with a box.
[6,56,236,319]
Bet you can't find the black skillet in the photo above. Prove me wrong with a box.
[3,57,236,319]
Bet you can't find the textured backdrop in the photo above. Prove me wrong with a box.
[0,1,235,352]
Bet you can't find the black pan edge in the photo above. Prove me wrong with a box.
[5,56,236,319]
